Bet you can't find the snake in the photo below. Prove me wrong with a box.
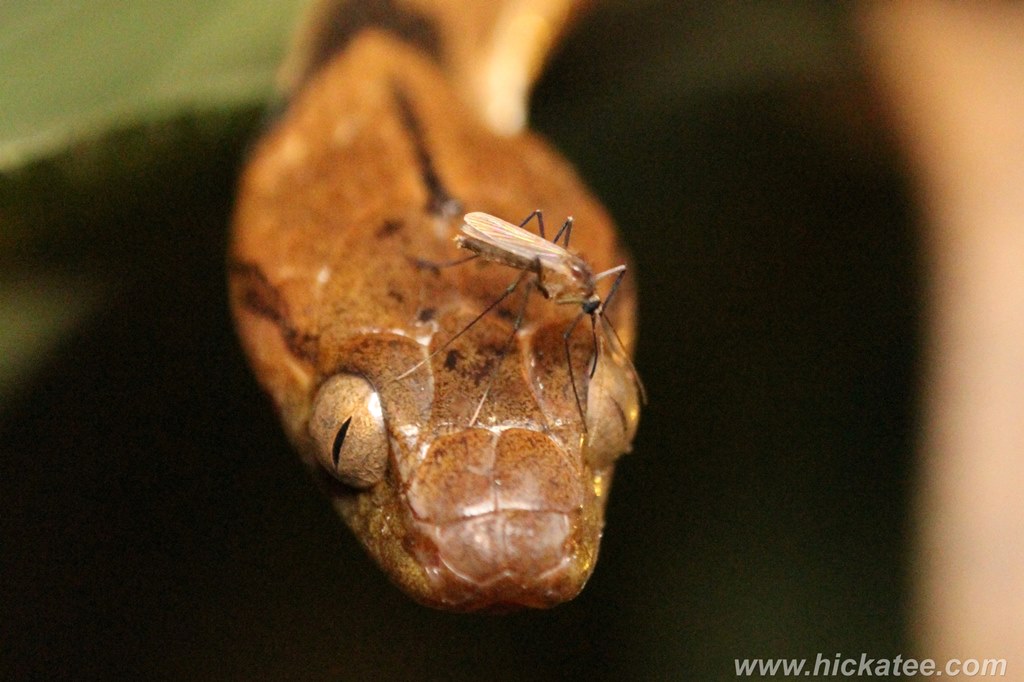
[228,0,641,611]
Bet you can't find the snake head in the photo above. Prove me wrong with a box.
[230,31,641,611]
[292,313,616,612]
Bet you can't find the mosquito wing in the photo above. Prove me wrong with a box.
[460,212,576,272]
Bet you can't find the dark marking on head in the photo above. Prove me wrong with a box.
[282,329,320,364]
[229,261,319,364]
[496,307,516,322]
[417,307,436,322]
[392,85,462,218]
[411,256,440,273]
[285,0,442,98]
[230,262,284,323]
[332,416,354,467]
[376,219,403,238]
[481,342,507,357]
[387,288,405,303]
[470,355,498,386]
[444,349,462,370]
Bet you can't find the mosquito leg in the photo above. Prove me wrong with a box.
[392,271,527,381]
[563,311,588,433]
[468,281,534,426]
[553,216,574,247]
[599,313,648,405]
[412,253,479,273]
[588,313,600,378]
[518,209,545,238]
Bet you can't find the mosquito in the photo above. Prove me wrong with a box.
[400,210,644,429]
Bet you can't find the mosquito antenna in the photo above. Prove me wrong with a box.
[468,280,534,426]
[563,311,589,433]
[392,270,528,381]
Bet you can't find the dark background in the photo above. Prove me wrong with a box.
[1,3,918,679]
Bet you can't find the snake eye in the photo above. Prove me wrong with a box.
[583,347,640,469]
[308,374,388,488]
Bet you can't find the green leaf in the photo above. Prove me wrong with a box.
[0,0,306,169]
[0,0,306,400]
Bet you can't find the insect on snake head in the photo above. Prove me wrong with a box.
[307,374,389,488]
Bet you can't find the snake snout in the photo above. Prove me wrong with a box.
[433,511,578,608]
[442,511,569,580]
[404,427,597,609]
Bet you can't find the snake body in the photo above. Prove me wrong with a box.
[229,2,639,611]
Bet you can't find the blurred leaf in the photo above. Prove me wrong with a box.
[0,276,103,403]
[0,0,306,169]
[0,1,303,401]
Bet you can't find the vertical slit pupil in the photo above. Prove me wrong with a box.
[332,417,353,467]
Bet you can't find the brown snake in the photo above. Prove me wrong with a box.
[229,0,641,611]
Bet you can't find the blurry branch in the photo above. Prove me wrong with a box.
[278,0,591,135]
[860,0,1024,669]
